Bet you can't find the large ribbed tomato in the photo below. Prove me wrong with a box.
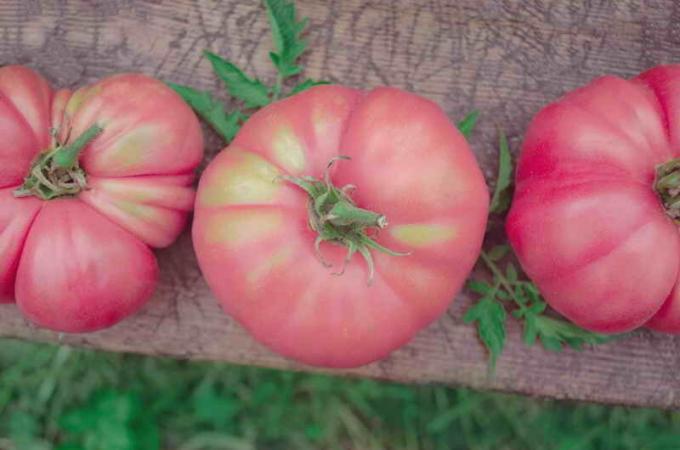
[507,65,680,334]
[0,65,203,332]
[193,85,489,367]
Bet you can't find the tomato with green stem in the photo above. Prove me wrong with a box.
[193,85,489,367]
[507,65,680,334]
[0,65,203,332]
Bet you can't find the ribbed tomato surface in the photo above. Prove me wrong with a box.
[0,65,203,332]
[507,65,680,334]
[194,85,488,367]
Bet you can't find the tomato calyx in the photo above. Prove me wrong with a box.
[283,156,409,284]
[655,158,680,221]
[14,124,103,200]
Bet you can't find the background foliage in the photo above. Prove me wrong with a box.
[0,338,678,450]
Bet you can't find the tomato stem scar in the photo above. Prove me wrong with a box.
[13,124,103,200]
[282,156,409,284]
[655,158,680,222]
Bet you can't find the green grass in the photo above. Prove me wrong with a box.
[0,338,678,450]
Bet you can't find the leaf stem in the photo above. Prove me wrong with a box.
[655,157,680,221]
[272,73,283,101]
[479,251,530,314]
[283,157,408,283]
[53,124,103,169]
[14,124,103,200]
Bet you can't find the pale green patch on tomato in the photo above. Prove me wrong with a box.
[390,223,457,247]
[113,198,149,219]
[104,125,162,168]
[65,85,103,117]
[310,92,353,144]
[272,126,306,174]
[199,151,282,207]
[204,209,283,247]
[246,243,296,287]
[312,114,332,140]
[96,180,157,203]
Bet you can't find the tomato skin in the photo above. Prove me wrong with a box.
[193,85,488,367]
[0,65,203,331]
[646,280,680,333]
[507,66,680,334]
[16,200,158,332]
[0,66,51,187]
[0,189,42,303]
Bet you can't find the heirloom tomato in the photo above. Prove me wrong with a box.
[507,65,680,334]
[193,85,488,367]
[0,65,203,332]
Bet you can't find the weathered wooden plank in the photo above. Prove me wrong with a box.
[1,0,680,408]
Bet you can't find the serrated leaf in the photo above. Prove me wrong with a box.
[522,281,541,304]
[467,279,493,296]
[534,315,612,352]
[204,51,271,108]
[529,300,547,314]
[522,314,538,346]
[541,335,564,352]
[168,83,244,142]
[490,130,513,214]
[464,297,506,372]
[264,0,308,78]
[290,78,331,96]
[457,110,480,139]
[487,244,510,262]
[512,286,531,313]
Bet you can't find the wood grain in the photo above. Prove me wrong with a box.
[1,0,680,408]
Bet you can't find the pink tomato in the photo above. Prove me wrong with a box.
[507,65,680,334]
[193,85,488,367]
[0,65,203,332]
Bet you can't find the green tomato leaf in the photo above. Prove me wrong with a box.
[513,286,529,309]
[529,299,547,314]
[457,110,480,139]
[167,83,244,142]
[264,0,309,78]
[290,78,331,96]
[522,313,539,346]
[489,130,513,214]
[467,279,493,296]
[521,281,541,304]
[476,223,624,358]
[169,1,319,145]
[487,244,510,262]
[464,297,506,372]
[203,51,271,108]
[534,315,612,352]
[540,334,564,352]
